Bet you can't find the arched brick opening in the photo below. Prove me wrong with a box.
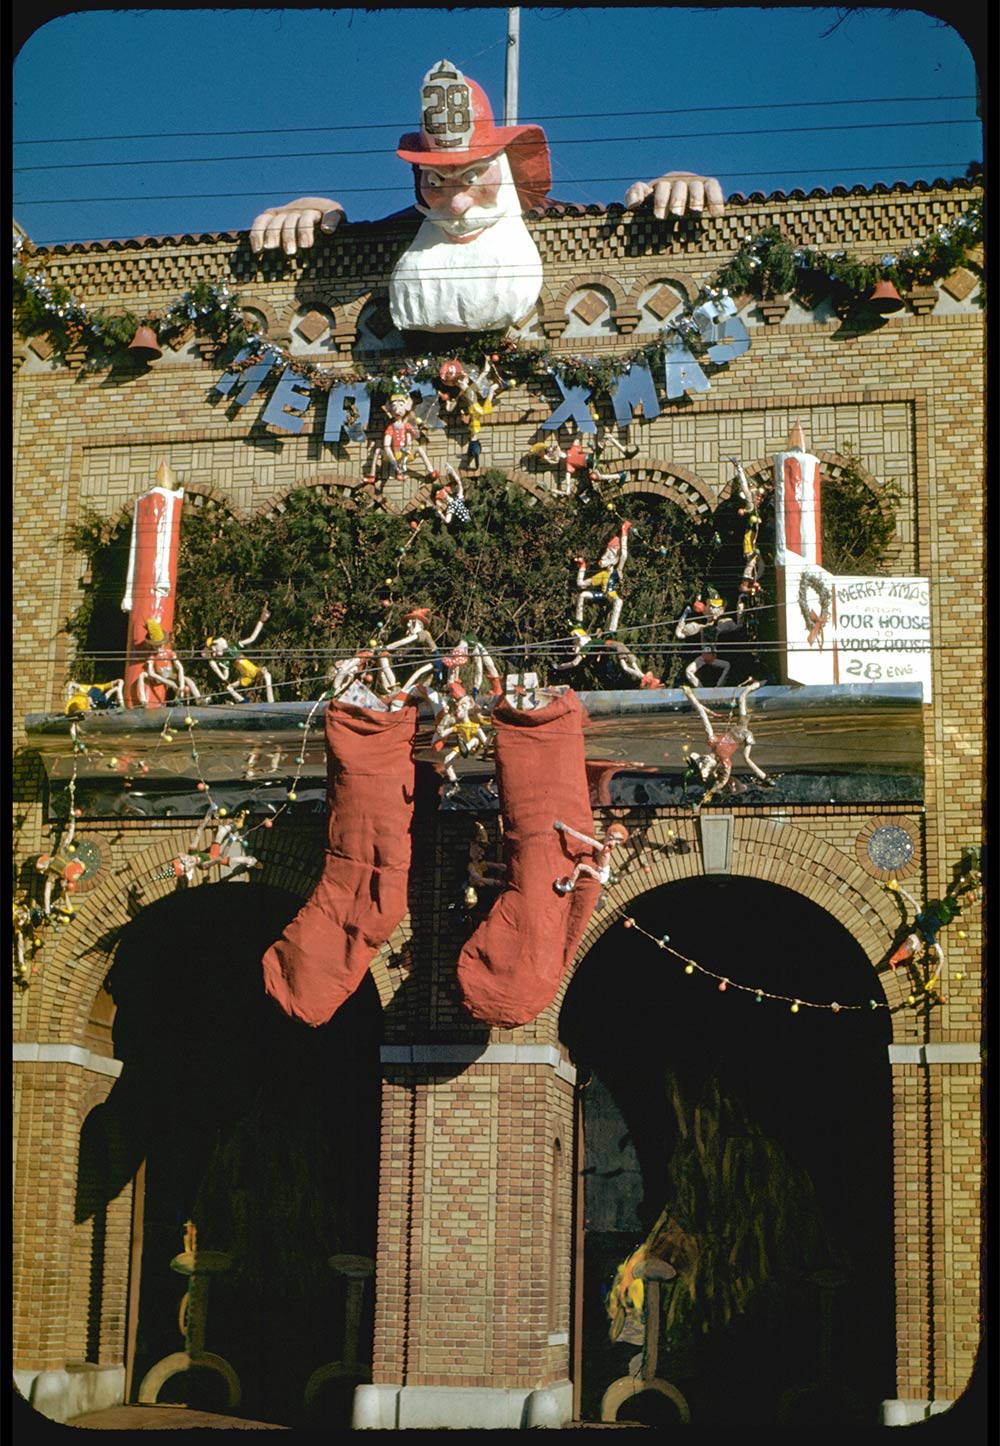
[619,467,716,524]
[552,815,910,1024]
[32,832,405,1044]
[560,863,897,1425]
[22,836,403,1421]
[548,273,629,317]
[76,878,383,1424]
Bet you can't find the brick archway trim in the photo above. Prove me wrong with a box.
[545,815,915,1032]
[28,833,408,1043]
[620,467,716,521]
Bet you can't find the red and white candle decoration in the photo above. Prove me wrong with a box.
[774,420,822,566]
[121,461,184,707]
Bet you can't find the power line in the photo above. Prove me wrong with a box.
[13,169,976,214]
[12,118,980,174]
[13,94,976,148]
[13,160,980,210]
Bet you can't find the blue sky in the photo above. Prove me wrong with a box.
[13,5,983,247]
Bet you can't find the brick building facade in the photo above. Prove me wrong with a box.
[12,178,984,1428]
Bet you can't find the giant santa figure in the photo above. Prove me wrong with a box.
[250,59,725,334]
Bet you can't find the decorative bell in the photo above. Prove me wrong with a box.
[128,325,162,360]
[868,280,905,314]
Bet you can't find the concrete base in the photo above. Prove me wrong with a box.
[14,1363,126,1424]
[353,1380,574,1429]
[881,1398,954,1425]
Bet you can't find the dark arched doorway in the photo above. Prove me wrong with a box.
[561,875,895,1426]
[95,881,382,1427]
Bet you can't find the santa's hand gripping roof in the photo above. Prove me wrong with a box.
[250,59,725,333]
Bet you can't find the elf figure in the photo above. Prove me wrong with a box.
[167,844,227,885]
[466,821,507,904]
[64,678,125,715]
[13,901,45,987]
[378,607,441,703]
[681,679,773,809]
[432,464,472,526]
[382,392,437,480]
[432,683,496,798]
[730,455,767,605]
[529,433,589,497]
[34,848,86,916]
[684,647,731,688]
[203,604,274,703]
[326,645,385,702]
[136,619,200,705]
[213,811,260,881]
[675,589,731,638]
[593,418,640,463]
[554,627,660,688]
[436,358,505,470]
[437,637,503,699]
[552,819,630,894]
[574,520,632,632]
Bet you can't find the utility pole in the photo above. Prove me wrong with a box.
[504,8,520,126]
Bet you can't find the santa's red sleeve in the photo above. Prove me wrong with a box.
[262,701,417,1026]
[456,690,599,1028]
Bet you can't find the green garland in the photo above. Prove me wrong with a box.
[12,233,249,363]
[13,197,983,376]
[717,199,983,304]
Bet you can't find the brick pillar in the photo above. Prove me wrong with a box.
[362,1048,576,1429]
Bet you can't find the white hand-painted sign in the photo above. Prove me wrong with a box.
[783,558,932,699]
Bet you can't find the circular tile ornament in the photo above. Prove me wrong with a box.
[60,834,110,894]
[855,818,920,881]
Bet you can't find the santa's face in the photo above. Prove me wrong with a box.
[417,156,505,241]
[389,150,544,333]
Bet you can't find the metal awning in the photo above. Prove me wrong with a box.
[23,684,924,818]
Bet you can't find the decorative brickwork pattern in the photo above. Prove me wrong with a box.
[13,184,984,1417]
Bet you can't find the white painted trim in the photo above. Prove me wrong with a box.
[380,1042,576,1082]
[352,1380,573,1430]
[887,1043,981,1065]
[882,1397,953,1425]
[13,1043,122,1078]
[15,1364,125,1424]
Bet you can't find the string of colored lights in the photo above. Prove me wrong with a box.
[619,911,940,1014]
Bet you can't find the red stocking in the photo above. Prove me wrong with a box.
[262,701,416,1026]
[456,690,599,1027]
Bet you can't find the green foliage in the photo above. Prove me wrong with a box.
[192,1104,346,1298]
[717,201,982,311]
[644,1072,836,1362]
[821,457,901,575]
[64,508,134,683]
[717,226,799,300]
[63,454,900,696]
[12,252,248,366]
[64,478,719,698]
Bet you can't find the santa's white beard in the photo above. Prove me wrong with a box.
[389,211,543,333]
